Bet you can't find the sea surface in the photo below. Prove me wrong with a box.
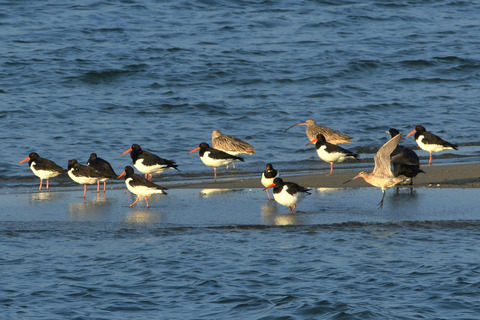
[1,0,480,319]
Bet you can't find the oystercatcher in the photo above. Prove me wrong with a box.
[284,119,353,144]
[18,152,66,190]
[261,163,279,200]
[346,133,406,209]
[307,134,359,175]
[118,166,168,208]
[87,153,118,192]
[264,177,311,214]
[67,159,103,198]
[406,125,458,166]
[122,144,179,180]
[212,129,255,169]
[188,142,244,182]
[387,128,424,185]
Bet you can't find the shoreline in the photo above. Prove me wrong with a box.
[168,162,480,189]
[3,162,480,196]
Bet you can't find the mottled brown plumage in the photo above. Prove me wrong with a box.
[211,130,255,155]
[284,119,353,144]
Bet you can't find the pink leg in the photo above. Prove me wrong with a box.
[46,179,50,190]
[83,184,87,198]
[96,180,100,193]
[129,196,140,207]
[144,196,149,208]
[291,204,297,214]
[266,189,271,200]
[329,163,334,176]
[214,168,217,182]
[103,181,107,192]
[429,152,433,166]
[145,173,148,179]
[39,179,43,190]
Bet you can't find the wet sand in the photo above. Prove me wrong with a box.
[1,163,479,226]
[170,162,480,189]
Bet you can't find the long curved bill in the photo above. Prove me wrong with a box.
[284,122,306,133]
[18,156,30,164]
[406,129,416,138]
[188,146,200,154]
[117,170,126,179]
[121,148,132,155]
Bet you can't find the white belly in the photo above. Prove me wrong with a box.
[317,146,347,163]
[261,172,279,188]
[200,151,233,168]
[125,178,165,197]
[30,162,62,180]
[68,169,98,185]
[274,186,304,208]
[417,135,453,153]
[134,159,167,174]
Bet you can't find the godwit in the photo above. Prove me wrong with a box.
[307,134,359,175]
[118,166,168,208]
[211,129,255,169]
[284,119,353,144]
[406,125,458,166]
[264,177,311,214]
[67,159,103,198]
[188,142,244,182]
[122,144,179,180]
[387,128,424,185]
[18,152,66,190]
[87,153,118,193]
[347,133,406,208]
[261,163,279,200]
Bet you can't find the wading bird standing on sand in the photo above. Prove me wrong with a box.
[406,125,458,166]
[261,163,279,200]
[387,128,424,185]
[87,153,117,193]
[264,177,311,214]
[189,142,244,182]
[346,133,406,209]
[118,166,168,208]
[67,159,103,198]
[18,152,66,191]
[284,119,353,144]
[122,144,179,180]
[211,129,255,169]
[307,134,359,176]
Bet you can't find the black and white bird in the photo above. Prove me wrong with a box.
[87,153,117,192]
[406,125,458,166]
[188,142,244,182]
[118,166,168,208]
[307,134,359,175]
[261,163,279,200]
[18,152,66,190]
[264,177,311,214]
[122,144,179,180]
[387,128,424,185]
[67,159,103,198]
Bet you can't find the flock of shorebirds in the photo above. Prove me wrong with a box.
[18,119,458,210]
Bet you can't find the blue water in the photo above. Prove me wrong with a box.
[1,188,480,319]
[2,0,480,318]
[2,0,480,189]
